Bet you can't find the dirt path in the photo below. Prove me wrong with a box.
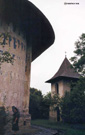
[5,125,59,135]
[31,125,58,135]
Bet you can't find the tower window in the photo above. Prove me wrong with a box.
[56,83,59,94]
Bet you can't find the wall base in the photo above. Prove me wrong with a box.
[4,113,31,135]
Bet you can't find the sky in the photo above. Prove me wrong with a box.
[30,0,85,95]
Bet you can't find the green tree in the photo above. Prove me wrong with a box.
[29,88,43,119]
[61,77,85,123]
[41,92,61,120]
[70,33,85,76]
[41,92,51,119]
[29,89,52,119]
[60,34,85,123]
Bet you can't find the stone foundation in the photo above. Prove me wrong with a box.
[4,112,31,135]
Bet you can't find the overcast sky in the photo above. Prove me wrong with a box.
[29,0,85,95]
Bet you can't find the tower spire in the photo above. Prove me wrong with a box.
[65,51,67,58]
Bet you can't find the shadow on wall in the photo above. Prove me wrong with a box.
[0,107,6,135]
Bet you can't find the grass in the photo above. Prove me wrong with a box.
[31,119,85,135]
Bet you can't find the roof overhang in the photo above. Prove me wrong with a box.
[46,76,80,83]
[0,0,55,61]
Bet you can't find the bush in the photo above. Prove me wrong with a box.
[61,77,85,123]
[29,88,51,120]
[29,88,43,119]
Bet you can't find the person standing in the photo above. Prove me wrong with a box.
[12,106,20,135]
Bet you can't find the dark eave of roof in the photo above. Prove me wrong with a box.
[0,0,55,61]
[46,57,80,83]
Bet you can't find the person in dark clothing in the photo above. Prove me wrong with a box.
[12,106,20,135]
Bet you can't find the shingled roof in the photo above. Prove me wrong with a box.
[0,0,55,61]
[46,57,80,83]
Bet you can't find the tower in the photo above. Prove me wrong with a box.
[46,57,80,121]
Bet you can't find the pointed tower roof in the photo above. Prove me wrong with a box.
[46,57,80,83]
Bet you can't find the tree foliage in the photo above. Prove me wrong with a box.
[41,92,51,119]
[29,88,52,119]
[50,34,85,123]
[59,34,85,123]
[29,88,62,120]
[60,34,85,123]
[61,34,85,123]
[70,33,85,76]
[29,88,43,119]
[61,77,85,123]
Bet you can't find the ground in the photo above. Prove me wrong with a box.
[3,119,85,135]
[4,125,58,135]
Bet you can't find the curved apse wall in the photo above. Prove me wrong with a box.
[0,23,27,112]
